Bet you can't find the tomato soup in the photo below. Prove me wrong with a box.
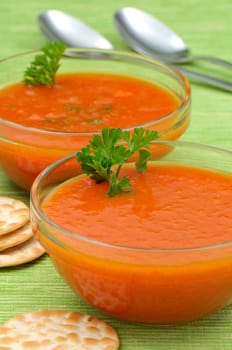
[0,73,190,190]
[39,163,232,324]
[0,73,179,132]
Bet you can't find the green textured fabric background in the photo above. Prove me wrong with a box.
[0,0,231,349]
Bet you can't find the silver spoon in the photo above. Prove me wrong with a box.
[38,10,113,50]
[114,7,232,68]
[114,7,232,92]
[38,9,232,92]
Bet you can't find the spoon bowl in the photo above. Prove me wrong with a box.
[38,9,113,50]
[114,7,190,62]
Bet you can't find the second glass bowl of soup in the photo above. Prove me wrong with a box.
[0,48,191,190]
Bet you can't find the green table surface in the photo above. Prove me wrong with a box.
[0,0,231,349]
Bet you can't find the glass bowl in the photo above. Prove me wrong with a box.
[30,140,232,325]
[0,48,191,190]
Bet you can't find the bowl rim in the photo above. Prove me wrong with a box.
[30,139,232,253]
[0,47,191,136]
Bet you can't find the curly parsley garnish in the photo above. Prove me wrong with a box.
[24,42,66,86]
[76,128,159,197]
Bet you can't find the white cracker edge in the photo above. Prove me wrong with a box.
[0,223,33,251]
[0,237,45,267]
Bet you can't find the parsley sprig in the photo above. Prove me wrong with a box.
[76,128,159,197]
[24,42,66,86]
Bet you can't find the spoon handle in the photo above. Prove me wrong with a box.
[180,67,232,92]
[175,55,232,69]
[191,55,232,69]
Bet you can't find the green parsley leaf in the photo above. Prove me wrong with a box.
[76,127,159,197]
[107,174,132,197]
[136,149,152,173]
[24,42,66,86]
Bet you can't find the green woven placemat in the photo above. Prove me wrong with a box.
[0,0,231,349]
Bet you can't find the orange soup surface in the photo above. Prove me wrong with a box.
[43,163,232,249]
[0,73,179,131]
